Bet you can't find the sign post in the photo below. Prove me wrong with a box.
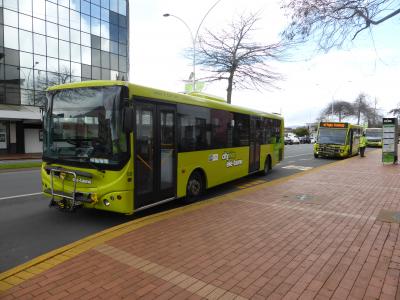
[382,118,398,164]
[184,81,205,93]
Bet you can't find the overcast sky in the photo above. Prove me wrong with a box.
[129,0,400,126]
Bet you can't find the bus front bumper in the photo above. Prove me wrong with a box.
[367,141,382,147]
[314,145,347,157]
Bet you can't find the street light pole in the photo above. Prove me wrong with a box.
[162,14,195,90]
[163,0,222,92]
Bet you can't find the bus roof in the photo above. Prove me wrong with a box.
[47,80,283,121]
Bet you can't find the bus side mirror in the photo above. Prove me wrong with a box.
[123,107,134,133]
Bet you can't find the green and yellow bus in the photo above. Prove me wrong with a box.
[41,81,284,214]
[313,122,363,158]
[365,128,382,147]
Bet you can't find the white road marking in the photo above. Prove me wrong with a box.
[0,192,42,201]
[281,165,313,171]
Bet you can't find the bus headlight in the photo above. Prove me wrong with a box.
[103,199,110,206]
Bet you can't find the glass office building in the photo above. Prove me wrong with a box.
[0,0,129,154]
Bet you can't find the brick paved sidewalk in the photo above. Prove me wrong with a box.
[1,150,400,299]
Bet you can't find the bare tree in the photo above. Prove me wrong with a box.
[366,97,383,126]
[353,92,374,124]
[389,104,400,118]
[196,12,287,103]
[26,67,75,108]
[281,0,400,51]
[321,100,354,121]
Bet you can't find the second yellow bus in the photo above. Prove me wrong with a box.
[314,122,363,158]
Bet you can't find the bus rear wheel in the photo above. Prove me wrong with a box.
[261,156,271,176]
[186,171,204,202]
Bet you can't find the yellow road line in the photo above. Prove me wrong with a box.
[0,153,367,292]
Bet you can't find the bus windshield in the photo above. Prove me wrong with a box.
[43,86,129,168]
[366,129,382,138]
[318,128,347,145]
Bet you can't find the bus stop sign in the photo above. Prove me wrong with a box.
[382,118,398,164]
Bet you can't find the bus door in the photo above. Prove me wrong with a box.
[348,129,353,154]
[134,101,176,208]
[352,129,360,155]
[249,116,261,173]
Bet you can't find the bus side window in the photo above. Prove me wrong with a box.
[233,113,249,146]
[211,109,233,148]
[265,118,272,144]
[195,118,207,148]
[275,120,281,143]
[177,104,212,152]
[256,118,264,144]
[180,114,195,151]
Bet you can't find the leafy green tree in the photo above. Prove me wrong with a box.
[293,127,309,137]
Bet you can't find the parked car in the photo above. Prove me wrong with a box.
[310,137,316,143]
[284,136,293,145]
[299,136,311,144]
[291,136,300,144]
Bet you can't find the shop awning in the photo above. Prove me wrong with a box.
[0,104,42,120]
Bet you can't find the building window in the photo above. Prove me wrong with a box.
[70,10,81,30]
[4,26,19,50]
[20,0,33,15]
[33,0,46,20]
[46,2,58,24]
[5,48,20,66]
[4,9,18,27]
[33,18,46,35]
[0,0,129,109]
[47,37,59,58]
[19,30,33,53]
[101,0,109,9]
[19,14,33,32]
[81,64,91,78]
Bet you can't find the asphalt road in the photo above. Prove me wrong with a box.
[0,144,338,272]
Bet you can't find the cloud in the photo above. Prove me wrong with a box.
[130,0,400,126]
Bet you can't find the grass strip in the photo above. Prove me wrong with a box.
[0,162,42,170]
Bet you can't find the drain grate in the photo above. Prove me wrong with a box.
[376,209,400,224]
[296,194,313,201]
[283,194,315,202]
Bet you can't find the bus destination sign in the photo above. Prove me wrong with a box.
[320,122,348,128]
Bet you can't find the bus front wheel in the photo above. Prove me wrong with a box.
[186,171,204,202]
[314,153,318,158]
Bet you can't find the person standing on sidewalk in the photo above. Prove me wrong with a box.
[359,132,367,157]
